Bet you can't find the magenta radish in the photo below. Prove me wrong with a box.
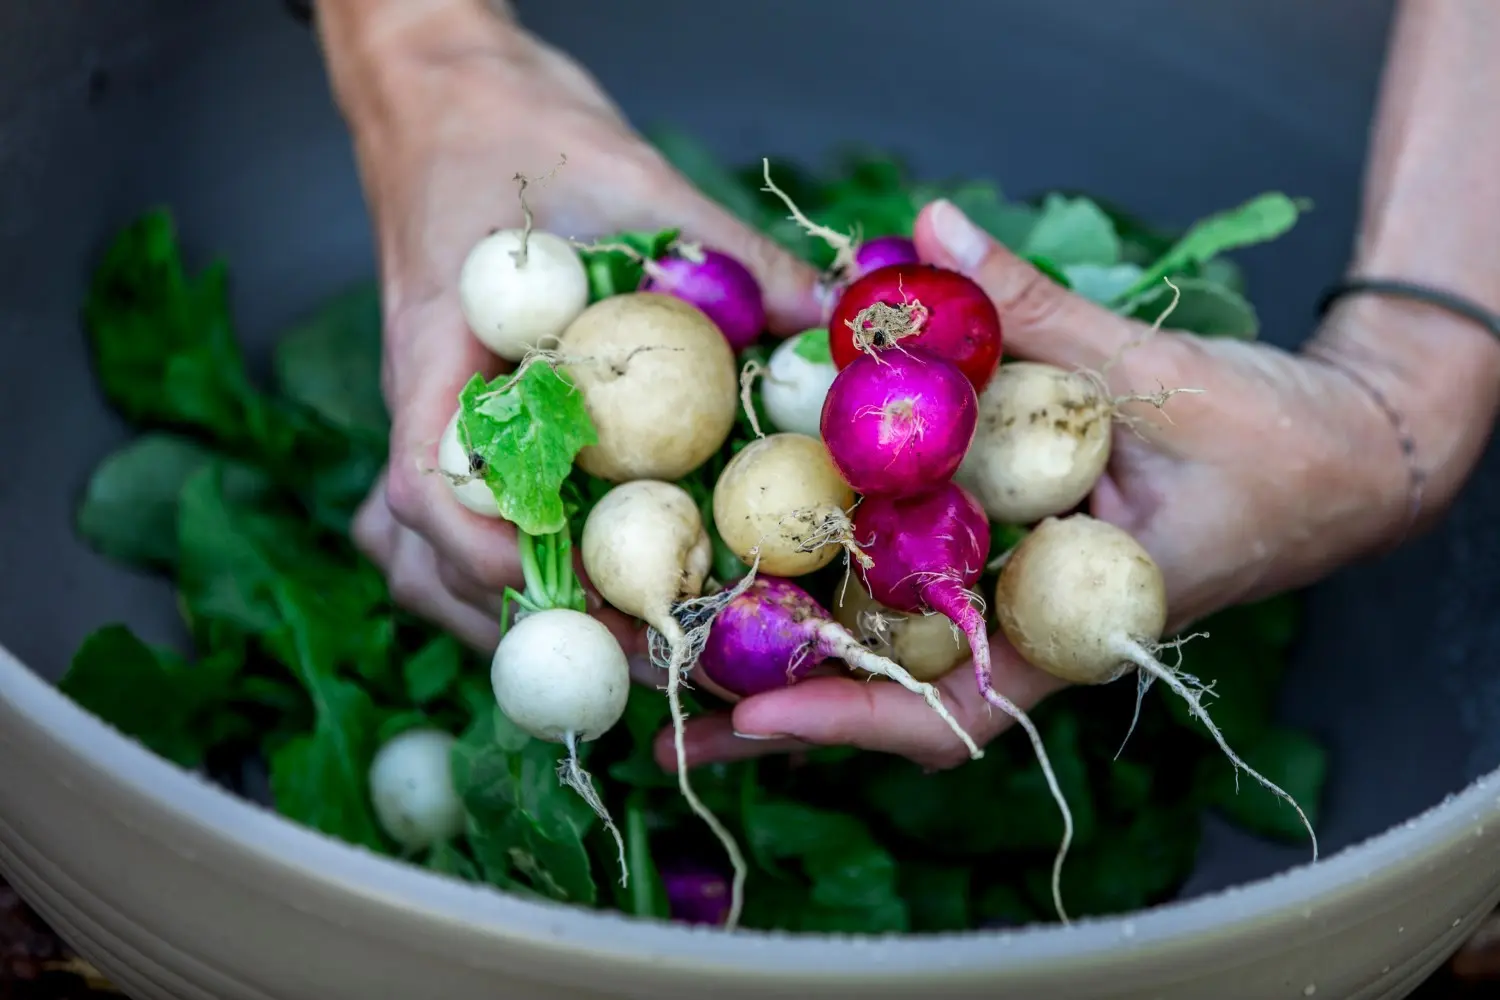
[852,480,1074,922]
[819,348,977,497]
[697,576,981,758]
[640,244,767,351]
[995,514,1317,855]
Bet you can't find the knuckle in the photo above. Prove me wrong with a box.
[383,460,428,529]
[386,557,430,612]
[986,262,1070,333]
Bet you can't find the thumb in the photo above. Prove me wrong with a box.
[668,186,825,336]
[913,199,1138,371]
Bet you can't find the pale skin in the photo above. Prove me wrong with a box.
[317,0,1500,771]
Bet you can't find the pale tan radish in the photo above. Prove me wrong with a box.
[712,432,856,576]
[558,292,738,482]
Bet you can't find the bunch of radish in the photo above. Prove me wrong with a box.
[419,160,1314,932]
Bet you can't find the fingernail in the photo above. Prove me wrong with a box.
[732,731,789,741]
[929,198,990,274]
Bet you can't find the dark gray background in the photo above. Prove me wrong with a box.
[4,0,1497,903]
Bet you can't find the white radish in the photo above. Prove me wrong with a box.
[368,728,465,853]
[831,571,967,683]
[580,479,749,930]
[491,608,631,883]
[438,409,501,517]
[762,331,838,438]
[995,514,1318,858]
[712,432,856,577]
[558,292,738,482]
[458,228,590,361]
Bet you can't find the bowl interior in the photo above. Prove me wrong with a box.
[4,0,1497,913]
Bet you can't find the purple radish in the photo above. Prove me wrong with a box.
[819,347,978,498]
[697,575,980,757]
[851,235,920,278]
[852,481,1075,924]
[662,864,732,926]
[641,245,766,351]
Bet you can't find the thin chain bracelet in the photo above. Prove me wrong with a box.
[1313,277,1500,544]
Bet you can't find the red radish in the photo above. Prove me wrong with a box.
[852,235,920,278]
[819,348,977,498]
[852,481,1075,923]
[697,576,980,757]
[641,244,767,351]
[829,263,1002,392]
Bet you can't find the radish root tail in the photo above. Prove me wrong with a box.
[645,559,762,931]
[760,158,859,276]
[1112,634,1319,860]
[930,582,1073,924]
[560,731,628,887]
[818,623,981,759]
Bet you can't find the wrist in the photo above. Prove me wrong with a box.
[1307,292,1500,539]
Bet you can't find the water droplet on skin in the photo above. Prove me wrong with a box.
[1398,926,1405,934]
[1454,918,1463,927]
[1381,966,1390,975]
[1303,984,1317,996]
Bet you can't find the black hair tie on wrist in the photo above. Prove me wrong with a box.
[1318,277,1500,340]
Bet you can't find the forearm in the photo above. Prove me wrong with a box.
[1313,0,1500,533]
[313,0,519,120]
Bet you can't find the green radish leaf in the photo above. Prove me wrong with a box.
[1022,194,1121,267]
[456,364,598,536]
[1023,804,1200,918]
[59,624,243,769]
[375,710,433,745]
[578,228,680,301]
[791,327,832,364]
[426,841,482,883]
[1064,263,1145,305]
[1125,276,1260,339]
[450,709,599,904]
[621,793,669,919]
[272,280,387,439]
[82,209,261,444]
[403,633,465,706]
[1200,727,1327,841]
[76,434,272,569]
[898,863,971,932]
[1118,192,1307,301]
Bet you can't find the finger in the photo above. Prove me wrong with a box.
[667,186,825,335]
[385,526,503,652]
[727,637,1068,770]
[912,199,1140,372]
[382,303,526,592]
[651,712,808,771]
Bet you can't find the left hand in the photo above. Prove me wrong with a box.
[656,197,1415,772]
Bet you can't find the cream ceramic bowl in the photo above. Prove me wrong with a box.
[6,1,1500,998]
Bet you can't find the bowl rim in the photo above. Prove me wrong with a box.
[4,639,1497,978]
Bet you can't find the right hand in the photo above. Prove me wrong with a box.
[322,4,823,652]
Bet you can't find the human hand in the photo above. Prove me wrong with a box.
[322,5,823,651]
[660,196,1415,772]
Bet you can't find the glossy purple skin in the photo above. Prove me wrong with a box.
[819,347,978,498]
[698,576,829,697]
[851,481,990,612]
[662,865,732,926]
[641,248,766,351]
[852,235,919,278]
